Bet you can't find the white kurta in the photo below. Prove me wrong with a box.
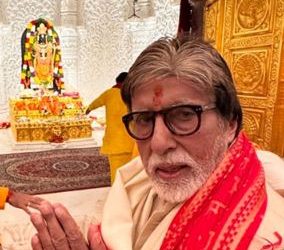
[101,156,284,250]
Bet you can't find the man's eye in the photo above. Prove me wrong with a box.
[135,113,153,124]
[172,108,195,121]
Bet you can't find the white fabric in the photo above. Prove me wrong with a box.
[101,154,284,250]
[101,157,182,250]
[257,150,284,190]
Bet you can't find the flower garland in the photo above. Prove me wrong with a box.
[0,122,10,129]
[20,18,64,90]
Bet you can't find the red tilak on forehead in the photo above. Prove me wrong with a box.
[152,85,163,106]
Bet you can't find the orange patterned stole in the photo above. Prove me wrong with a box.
[160,132,267,250]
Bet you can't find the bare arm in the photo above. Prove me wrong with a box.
[7,190,43,214]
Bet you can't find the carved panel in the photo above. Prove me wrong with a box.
[243,106,274,150]
[213,0,284,156]
[234,0,271,35]
[232,49,268,96]
[204,1,219,44]
[242,108,266,147]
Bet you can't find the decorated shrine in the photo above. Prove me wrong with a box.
[20,18,64,92]
[9,18,92,143]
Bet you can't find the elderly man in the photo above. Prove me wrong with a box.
[30,37,284,250]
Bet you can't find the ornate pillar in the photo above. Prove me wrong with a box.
[0,1,4,117]
[0,3,2,24]
[60,0,78,26]
[125,17,156,63]
[136,0,153,18]
[0,25,10,118]
[59,0,79,89]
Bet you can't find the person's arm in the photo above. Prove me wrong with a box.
[0,187,43,213]
[7,189,44,214]
[86,91,107,114]
[30,201,107,250]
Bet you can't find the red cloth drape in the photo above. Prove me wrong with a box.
[160,132,267,249]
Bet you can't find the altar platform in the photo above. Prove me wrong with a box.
[0,125,104,154]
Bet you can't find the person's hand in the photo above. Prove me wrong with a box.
[30,201,89,250]
[85,108,91,115]
[88,224,108,250]
[7,190,44,214]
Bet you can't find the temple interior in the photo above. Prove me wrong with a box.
[0,0,283,249]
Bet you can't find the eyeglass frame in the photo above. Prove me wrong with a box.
[122,103,216,140]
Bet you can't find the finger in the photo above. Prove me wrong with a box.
[22,205,31,215]
[30,213,55,250]
[22,200,40,215]
[31,234,43,250]
[39,202,70,250]
[88,224,107,250]
[27,196,45,210]
[31,196,45,205]
[53,203,89,250]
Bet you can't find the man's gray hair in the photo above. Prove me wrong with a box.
[121,36,242,137]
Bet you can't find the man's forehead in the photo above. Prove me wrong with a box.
[131,84,213,111]
[132,77,211,97]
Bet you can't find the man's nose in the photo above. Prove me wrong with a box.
[150,116,176,155]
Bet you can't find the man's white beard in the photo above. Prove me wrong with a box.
[145,134,228,203]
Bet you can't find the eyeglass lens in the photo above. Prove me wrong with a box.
[127,106,200,139]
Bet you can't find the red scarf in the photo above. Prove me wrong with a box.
[160,132,267,250]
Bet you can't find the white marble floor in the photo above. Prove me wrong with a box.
[0,188,110,250]
[0,128,110,250]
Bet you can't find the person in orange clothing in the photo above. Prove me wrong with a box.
[86,72,135,183]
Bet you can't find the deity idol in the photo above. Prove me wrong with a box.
[20,18,64,93]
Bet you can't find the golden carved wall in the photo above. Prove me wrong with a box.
[204,0,284,156]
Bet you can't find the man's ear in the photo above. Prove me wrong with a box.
[227,120,238,145]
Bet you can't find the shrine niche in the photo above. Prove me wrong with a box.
[204,0,284,156]
[8,18,92,143]
[20,18,64,93]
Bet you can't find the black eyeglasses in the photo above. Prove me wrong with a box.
[122,103,216,140]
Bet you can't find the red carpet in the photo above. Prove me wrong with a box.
[0,147,110,194]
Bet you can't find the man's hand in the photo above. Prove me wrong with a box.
[30,201,89,250]
[7,190,44,214]
[88,224,108,250]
